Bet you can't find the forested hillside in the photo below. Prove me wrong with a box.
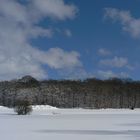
[0,76,140,109]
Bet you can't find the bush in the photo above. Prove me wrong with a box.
[14,99,32,115]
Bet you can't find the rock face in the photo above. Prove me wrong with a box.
[0,76,140,108]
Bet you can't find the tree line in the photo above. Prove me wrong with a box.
[0,76,140,109]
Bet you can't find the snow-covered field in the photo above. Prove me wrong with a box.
[0,106,140,140]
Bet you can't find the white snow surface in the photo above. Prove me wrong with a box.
[32,105,58,110]
[0,106,140,140]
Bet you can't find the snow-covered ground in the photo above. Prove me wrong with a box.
[0,106,140,140]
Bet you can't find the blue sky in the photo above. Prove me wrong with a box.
[0,0,140,80]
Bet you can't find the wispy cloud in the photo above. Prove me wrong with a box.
[104,8,140,38]
[0,0,80,80]
[29,0,78,21]
[100,56,128,68]
[98,70,129,79]
[64,29,72,37]
[98,48,111,56]
[58,67,95,80]
[37,48,82,69]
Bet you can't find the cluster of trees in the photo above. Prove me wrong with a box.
[0,76,140,110]
[14,99,32,115]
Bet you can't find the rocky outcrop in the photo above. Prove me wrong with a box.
[0,76,140,108]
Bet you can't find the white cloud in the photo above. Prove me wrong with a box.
[104,8,140,38]
[98,48,111,56]
[0,0,80,80]
[29,0,78,21]
[33,47,82,69]
[100,56,129,68]
[98,70,129,79]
